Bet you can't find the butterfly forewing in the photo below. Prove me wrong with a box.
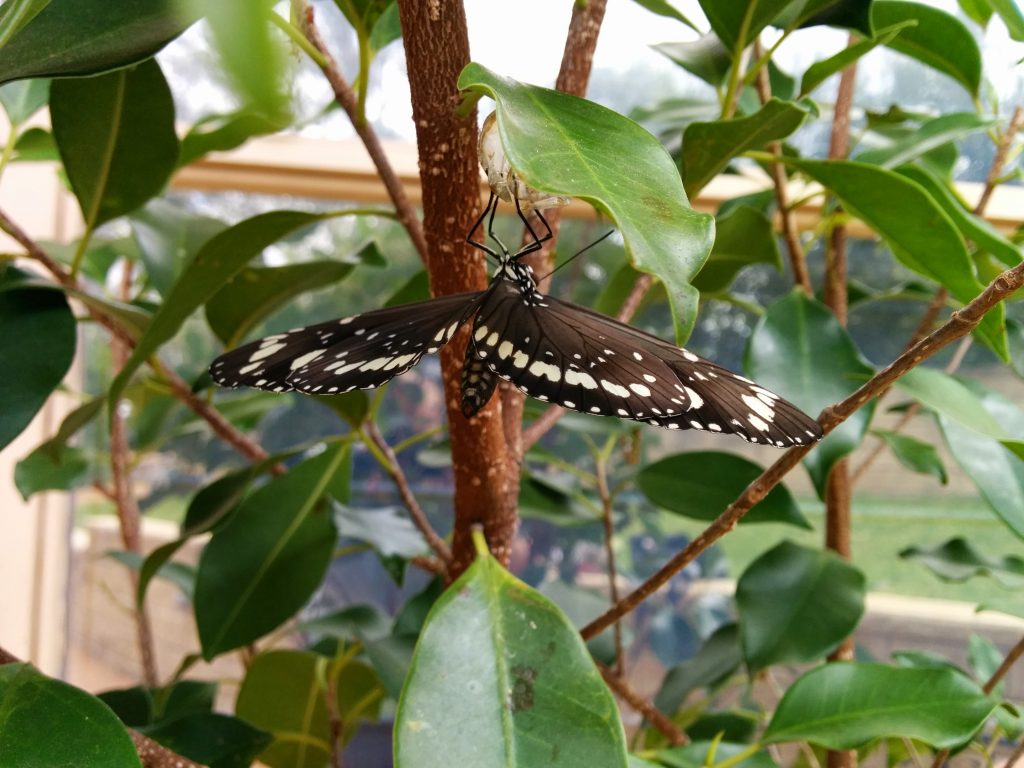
[471,281,822,446]
[210,291,484,395]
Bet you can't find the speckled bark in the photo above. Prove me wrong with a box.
[396,0,518,576]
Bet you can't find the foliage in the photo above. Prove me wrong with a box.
[0,0,1022,767]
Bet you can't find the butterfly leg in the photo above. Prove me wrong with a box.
[467,192,502,262]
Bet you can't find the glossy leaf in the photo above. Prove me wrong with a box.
[110,210,341,406]
[395,546,629,768]
[0,0,196,84]
[693,205,782,292]
[51,59,179,228]
[776,0,874,35]
[206,261,355,347]
[872,0,982,95]
[736,541,865,671]
[653,35,732,87]
[638,452,809,527]
[34,396,104,460]
[130,200,226,298]
[236,650,382,768]
[334,504,429,558]
[856,112,993,168]
[763,662,997,749]
[682,98,815,196]
[11,125,56,161]
[368,2,401,51]
[0,276,76,451]
[875,430,947,484]
[896,164,1022,267]
[940,415,1024,539]
[896,367,1003,437]
[787,158,1006,360]
[99,680,216,727]
[697,0,795,50]
[14,444,89,500]
[745,291,874,496]
[194,446,346,658]
[458,62,714,342]
[191,0,288,122]
[299,603,392,643]
[179,109,285,167]
[957,0,993,26]
[990,0,1024,39]
[630,0,699,30]
[655,623,741,714]
[901,537,1024,588]
[0,77,48,124]
[801,23,914,96]
[658,742,775,768]
[140,713,272,768]
[0,663,141,767]
[109,550,195,602]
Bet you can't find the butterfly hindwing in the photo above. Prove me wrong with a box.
[471,280,822,446]
[210,291,484,395]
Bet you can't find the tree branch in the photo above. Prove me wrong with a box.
[595,454,624,675]
[598,664,687,747]
[363,421,452,565]
[582,258,1024,640]
[298,3,429,264]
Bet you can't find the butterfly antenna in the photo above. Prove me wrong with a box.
[536,229,617,282]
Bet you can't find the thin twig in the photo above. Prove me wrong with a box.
[595,455,624,675]
[598,664,687,746]
[297,3,429,264]
[363,421,452,565]
[975,106,1023,215]
[930,633,1024,768]
[582,258,1024,640]
[110,259,159,688]
[753,39,811,295]
[326,664,344,768]
[521,273,653,451]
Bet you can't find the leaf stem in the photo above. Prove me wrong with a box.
[721,5,756,119]
[270,10,327,67]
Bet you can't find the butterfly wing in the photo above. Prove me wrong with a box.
[471,281,821,446]
[210,291,484,395]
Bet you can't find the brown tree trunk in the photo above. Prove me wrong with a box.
[396,0,519,576]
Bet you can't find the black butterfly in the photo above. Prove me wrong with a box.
[210,192,822,448]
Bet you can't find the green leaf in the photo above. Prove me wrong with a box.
[299,603,392,642]
[179,108,286,167]
[109,210,343,408]
[51,58,179,228]
[901,537,1024,588]
[693,205,782,292]
[776,0,875,35]
[657,741,774,768]
[682,98,815,196]
[763,662,997,749]
[518,471,597,524]
[940,415,1024,539]
[745,291,875,497]
[0,0,195,84]
[236,650,381,767]
[458,62,714,342]
[14,444,89,500]
[11,125,56,161]
[871,0,982,96]
[0,0,50,47]
[363,634,417,699]
[856,112,993,168]
[34,395,104,460]
[99,680,216,727]
[896,367,1004,437]
[0,663,141,767]
[990,0,1024,40]
[786,158,1006,360]
[801,23,916,96]
[188,0,289,122]
[139,713,272,768]
[653,35,732,87]
[0,274,76,451]
[109,550,195,601]
[368,1,402,51]
[206,261,355,347]
[395,547,629,768]
[874,430,947,484]
[896,165,1022,267]
[655,623,741,713]
[957,0,993,27]
[0,77,48,124]
[130,200,227,298]
[697,0,795,50]
[334,504,429,558]
[638,452,810,527]
[736,540,866,671]
[629,0,699,31]
[194,446,346,658]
